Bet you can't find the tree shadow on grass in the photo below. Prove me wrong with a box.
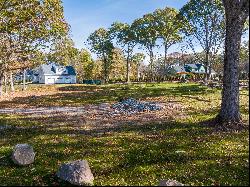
[0,83,248,185]
[1,112,249,184]
[0,84,217,108]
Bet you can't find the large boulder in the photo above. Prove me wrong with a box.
[57,160,94,186]
[159,179,184,186]
[11,144,35,166]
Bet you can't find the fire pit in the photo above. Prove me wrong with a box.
[111,98,163,115]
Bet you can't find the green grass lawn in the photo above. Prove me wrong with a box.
[0,82,249,186]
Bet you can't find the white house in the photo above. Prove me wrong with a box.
[33,63,76,84]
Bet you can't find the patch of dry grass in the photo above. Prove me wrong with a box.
[0,82,249,186]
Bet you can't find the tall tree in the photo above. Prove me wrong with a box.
[109,48,126,82]
[132,13,158,78]
[153,7,184,70]
[49,37,79,66]
[87,28,114,83]
[179,0,225,81]
[78,49,95,82]
[92,59,103,80]
[50,38,95,83]
[110,22,137,83]
[217,0,249,126]
[131,53,145,82]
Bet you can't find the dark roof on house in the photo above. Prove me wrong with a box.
[185,64,198,69]
[195,63,204,70]
[185,63,208,74]
[168,66,187,74]
[66,66,76,76]
[41,63,76,76]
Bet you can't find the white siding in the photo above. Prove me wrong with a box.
[43,75,76,84]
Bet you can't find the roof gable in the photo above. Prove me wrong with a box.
[66,66,76,75]
[40,63,76,76]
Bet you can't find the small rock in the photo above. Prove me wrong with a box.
[57,160,94,186]
[11,144,35,166]
[159,179,184,186]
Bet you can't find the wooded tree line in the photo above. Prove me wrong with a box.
[48,36,147,83]
[1,0,248,93]
[87,6,186,83]
[0,0,69,95]
[86,0,249,84]
[0,0,249,126]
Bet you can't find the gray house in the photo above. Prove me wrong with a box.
[33,63,76,84]
[168,63,217,77]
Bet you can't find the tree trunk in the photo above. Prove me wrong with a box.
[102,54,108,84]
[126,51,130,83]
[137,64,140,82]
[205,50,210,81]
[149,46,154,82]
[204,16,209,83]
[149,50,154,69]
[164,44,168,70]
[10,71,15,92]
[4,72,7,94]
[164,44,168,81]
[218,0,249,123]
[23,69,27,90]
[208,66,212,80]
[0,74,3,96]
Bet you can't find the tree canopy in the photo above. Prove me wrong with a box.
[179,0,225,80]
[87,28,114,83]
[0,0,69,94]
